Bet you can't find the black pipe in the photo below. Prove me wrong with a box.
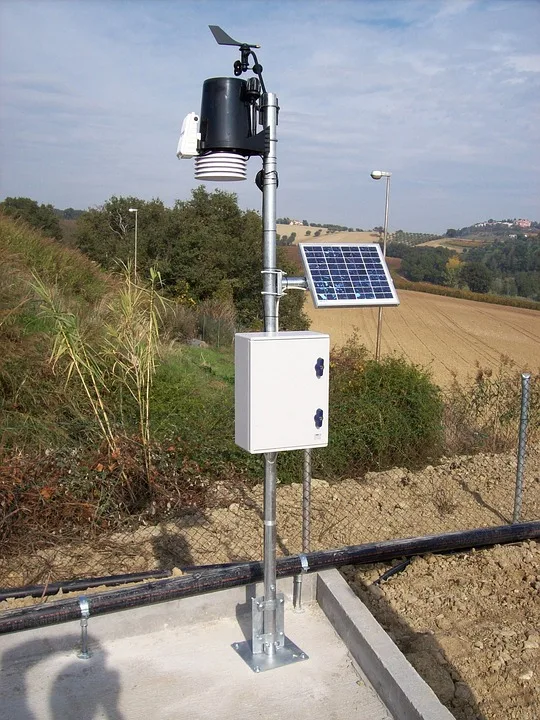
[0,562,248,602]
[0,570,172,602]
[1,521,538,635]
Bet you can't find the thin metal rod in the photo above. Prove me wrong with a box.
[294,448,312,611]
[260,92,279,656]
[513,372,531,524]
[134,210,138,280]
[375,175,390,361]
[302,448,311,553]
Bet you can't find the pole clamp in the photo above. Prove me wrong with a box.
[299,553,309,573]
[77,595,91,660]
[261,268,285,298]
[79,596,90,620]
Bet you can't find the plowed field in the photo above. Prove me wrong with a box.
[305,289,540,387]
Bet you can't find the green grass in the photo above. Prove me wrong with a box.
[150,345,262,476]
[0,213,111,450]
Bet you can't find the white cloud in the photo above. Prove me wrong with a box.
[506,54,540,73]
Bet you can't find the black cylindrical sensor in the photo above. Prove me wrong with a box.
[199,77,257,155]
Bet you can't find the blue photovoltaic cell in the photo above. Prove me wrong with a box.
[299,243,399,308]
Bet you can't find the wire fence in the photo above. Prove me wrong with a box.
[1,433,538,591]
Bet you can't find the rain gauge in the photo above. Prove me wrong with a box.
[177,25,399,673]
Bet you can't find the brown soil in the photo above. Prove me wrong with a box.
[343,541,539,720]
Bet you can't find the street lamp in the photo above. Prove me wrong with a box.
[128,208,138,279]
[370,170,391,361]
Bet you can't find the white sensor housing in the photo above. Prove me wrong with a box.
[194,151,248,181]
[176,112,200,159]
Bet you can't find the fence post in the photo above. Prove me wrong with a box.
[513,373,531,524]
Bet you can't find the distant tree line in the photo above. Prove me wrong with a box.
[276,217,363,232]
[446,220,540,240]
[391,230,442,246]
[388,239,540,299]
[463,236,540,301]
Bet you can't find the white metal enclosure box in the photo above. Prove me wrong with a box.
[235,331,330,454]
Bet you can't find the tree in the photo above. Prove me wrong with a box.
[460,262,493,293]
[302,220,309,226]
[401,247,454,285]
[75,187,309,330]
[314,229,322,237]
[445,228,458,238]
[305,230,311,236]
[0,196,62,240]
[445,255,462,287]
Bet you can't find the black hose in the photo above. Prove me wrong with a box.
[1,521,538,635]
[0,562,249,602]
[372,558,412,585]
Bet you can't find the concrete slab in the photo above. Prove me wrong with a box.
[1,576,392,720]
[317,570,455,720]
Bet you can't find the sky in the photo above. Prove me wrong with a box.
[0,0,539,234]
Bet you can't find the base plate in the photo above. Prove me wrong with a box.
[232,637,309,673]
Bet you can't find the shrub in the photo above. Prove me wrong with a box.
[318,339,444,476]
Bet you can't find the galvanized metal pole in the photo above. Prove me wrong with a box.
[513,373,531,524]
[375,175,390,362]
[134,209,138,281]
[261,92,279,657]
[302,448,312,553]
[294,448,312,611]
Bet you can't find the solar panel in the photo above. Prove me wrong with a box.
[298,243,400,308]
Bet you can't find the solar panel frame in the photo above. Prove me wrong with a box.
[298,243,400,308]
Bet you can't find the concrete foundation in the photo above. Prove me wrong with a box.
[0,570,454,720]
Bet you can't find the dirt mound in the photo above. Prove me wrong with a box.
[344,540,540,719]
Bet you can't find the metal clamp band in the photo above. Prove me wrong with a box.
[299,554,309,573]
[79,596,90,619]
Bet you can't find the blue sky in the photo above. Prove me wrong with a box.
[0,0,539,233]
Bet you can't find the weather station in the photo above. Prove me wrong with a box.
[177,25,399,673]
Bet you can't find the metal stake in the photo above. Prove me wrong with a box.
[294,448,312,611]
[513,373,531,524]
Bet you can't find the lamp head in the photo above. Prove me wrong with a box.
[128,208,138,213]
[371,170,391,180]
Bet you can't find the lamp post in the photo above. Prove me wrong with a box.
[370,170,391,360]
[128,208,138,279]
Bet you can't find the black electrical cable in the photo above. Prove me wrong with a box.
[1,521,538,635]
[0,562,250,602]
[372,558,412,586]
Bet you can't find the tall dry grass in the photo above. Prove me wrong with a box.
[444,358,539,453]
[32,266,168,480]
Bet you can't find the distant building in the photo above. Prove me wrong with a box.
[289,220,303,226]
[516,219,532,228]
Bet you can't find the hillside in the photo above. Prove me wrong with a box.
[277,223,378,244]
[0,212,111,448]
